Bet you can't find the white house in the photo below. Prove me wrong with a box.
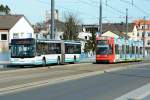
[78,32,92,52]
[0,15,34,64]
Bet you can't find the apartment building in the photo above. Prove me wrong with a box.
[134,19,150,56]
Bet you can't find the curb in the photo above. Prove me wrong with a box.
[0,63,91,74]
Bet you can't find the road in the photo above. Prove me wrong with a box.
[0,63,150,100]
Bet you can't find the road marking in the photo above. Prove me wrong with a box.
[115,83,150,100]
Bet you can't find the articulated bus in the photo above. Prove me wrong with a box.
[96,36,143,63]
[10,38,81,66]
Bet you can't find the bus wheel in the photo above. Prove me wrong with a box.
[57,57,60,65]
[42,58,46,67]
[74,56,76,64]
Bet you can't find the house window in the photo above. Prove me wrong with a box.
[142,32,145,37]
[148,40,150,45]
[27,33,32,38]
[60,35,62,39]
[137,32,139,37]
[13,33,19,39]
[1,34,7,40]
[148,32,150,37]
[21,33,24,37]
[148,25,150,29]
[85,36,87,40]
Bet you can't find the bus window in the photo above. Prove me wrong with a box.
[76,44,81,54]
[65,44,73,54]
[11,44,35,58]
[65,43,81,54]
[48,43,61,54]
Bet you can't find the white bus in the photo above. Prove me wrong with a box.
[10,38,81,66]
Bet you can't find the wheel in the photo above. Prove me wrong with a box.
[42,59,46,67]
[57,57,60,65]
[73,56,76,64]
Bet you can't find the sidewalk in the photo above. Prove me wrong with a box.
[80,56,95,63]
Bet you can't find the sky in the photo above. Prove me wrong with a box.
[0,0,150,25]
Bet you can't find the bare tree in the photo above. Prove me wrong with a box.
[63,13,80,40]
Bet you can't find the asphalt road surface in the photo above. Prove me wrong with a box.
[0,64,150,100]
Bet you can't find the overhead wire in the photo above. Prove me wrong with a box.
[34,0,148,23]
[120,0,150,16]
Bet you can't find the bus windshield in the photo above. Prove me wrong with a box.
[96,47,108,55]
[97,40,108,45]
[96,45,113,55]
[11,44,35,58]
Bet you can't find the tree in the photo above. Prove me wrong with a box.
[5,5,11,14]
[0,4,11,14]
[84,29,96,54]
[0,4,5,12]
[63,13,80,40]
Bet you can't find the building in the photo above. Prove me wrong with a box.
[78,32,92,52]
[45,9,59,22]
[34,19,65,40]
[82,23,138,39]
[134,19,150,56]
[0,15,34,64]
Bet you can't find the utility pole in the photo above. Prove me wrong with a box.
[143,16,146,58]
[99,0,102,34]
[132,0,133,7]
[51,0,55,39]
[125,8,128,60]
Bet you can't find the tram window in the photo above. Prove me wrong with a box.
[136,46,138,54]
[109,45,113,54]
[126,45,129,54]
[115,44,119,54]
[122,45,125,54]
[132,46,135,54]
[140,47,143,54]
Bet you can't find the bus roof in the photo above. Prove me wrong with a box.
[11,38,35,45]
[11,38,81,44]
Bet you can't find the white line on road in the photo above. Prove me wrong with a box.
[115,83,150,100]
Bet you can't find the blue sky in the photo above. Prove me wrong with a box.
[0,0,150,24]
